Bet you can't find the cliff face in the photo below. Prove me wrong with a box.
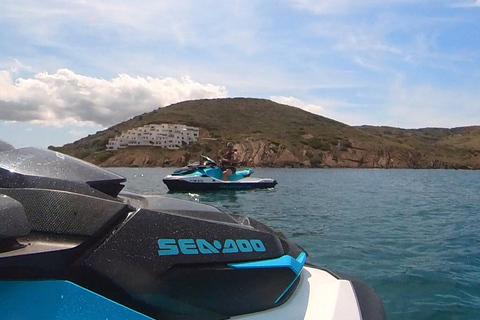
[87,138,478,169]
[234,140,302,167]
[51,98,480,169]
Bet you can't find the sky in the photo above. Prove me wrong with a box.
[1,0,480,149]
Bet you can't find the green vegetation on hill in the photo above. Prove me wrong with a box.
[359,125,480,167]
[50,98,480,169]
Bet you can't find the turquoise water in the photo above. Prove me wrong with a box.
[110,167,480,320]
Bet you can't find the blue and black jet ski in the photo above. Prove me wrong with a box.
[163,156,277,191]
[0,141,385,320]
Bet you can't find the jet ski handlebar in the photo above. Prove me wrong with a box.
[200,154,217,166]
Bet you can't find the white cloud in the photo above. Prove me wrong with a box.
[69,128,93,138]
[0,1,267,93]
[0,69,227,127]
[270,95,386,126]
[297,3,472,76]
[2,1,262,53]
[270,95,324,114]
[451,0,480,7]
[286,0,420,14]
[1,0,479,135]
[0,59,34,74]
[307,14,427,69]
[287,0,362,14]
[386,78,480,128]
[289,0,474,14]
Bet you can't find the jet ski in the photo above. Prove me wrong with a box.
[0,142,385,320]
[163,155,277,191]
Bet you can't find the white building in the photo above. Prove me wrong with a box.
[106,124,199,150]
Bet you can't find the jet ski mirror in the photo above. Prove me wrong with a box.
[0,195,31,239]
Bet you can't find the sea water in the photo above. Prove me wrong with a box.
[110,167,480,320]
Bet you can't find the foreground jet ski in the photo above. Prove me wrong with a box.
[163,156,277,191]
[0,142,385,320]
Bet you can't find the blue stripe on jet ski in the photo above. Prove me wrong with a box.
[228,252,306,274]
[0,280,153,319]
[228,252,307,303]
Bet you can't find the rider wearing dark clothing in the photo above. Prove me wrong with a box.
[221,149,238,174]
[221,142,239,180]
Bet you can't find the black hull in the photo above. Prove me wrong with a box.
[163,179,277,191]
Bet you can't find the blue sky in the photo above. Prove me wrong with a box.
[1,0,480,148]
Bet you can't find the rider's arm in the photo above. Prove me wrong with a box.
[232,151,239,164]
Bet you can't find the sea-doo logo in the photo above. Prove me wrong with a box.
[157,238,266,256]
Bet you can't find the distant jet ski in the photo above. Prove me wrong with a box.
[163,155,277,191]
[0,144,385,320]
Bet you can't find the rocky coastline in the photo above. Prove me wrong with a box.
[85,139,479,170]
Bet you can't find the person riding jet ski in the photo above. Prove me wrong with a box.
[163,154,274,191]
[221,142,239,181]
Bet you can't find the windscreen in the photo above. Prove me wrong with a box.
[0,147,126,197]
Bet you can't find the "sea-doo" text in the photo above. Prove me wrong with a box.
[157,238,266,255]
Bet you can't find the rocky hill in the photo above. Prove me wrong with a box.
[49,98,480,169]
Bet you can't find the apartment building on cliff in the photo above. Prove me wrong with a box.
[106,124,199,150]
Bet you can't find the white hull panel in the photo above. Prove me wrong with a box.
[232,266,362,320]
